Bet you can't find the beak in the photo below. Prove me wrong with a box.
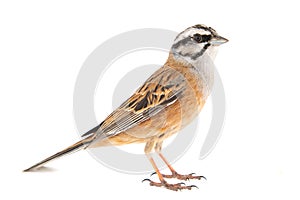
[210,35,229,46]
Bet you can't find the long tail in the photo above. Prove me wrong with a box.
[23,135,95,172]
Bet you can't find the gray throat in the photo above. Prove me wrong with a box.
[171,50,216,99]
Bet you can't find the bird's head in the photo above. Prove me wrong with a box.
[171,24,228,63]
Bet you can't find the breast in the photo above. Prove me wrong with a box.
[90,55,213,148]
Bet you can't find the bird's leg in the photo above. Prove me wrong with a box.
[143,154,197,191]
[158,153,206,181]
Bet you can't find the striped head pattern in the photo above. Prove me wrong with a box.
[171,24,228,63]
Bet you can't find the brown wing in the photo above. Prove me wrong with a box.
[82,66,185,138]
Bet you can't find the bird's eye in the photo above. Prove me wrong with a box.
[193,33,202,43]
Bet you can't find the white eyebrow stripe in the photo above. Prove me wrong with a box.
[174,28,211,43]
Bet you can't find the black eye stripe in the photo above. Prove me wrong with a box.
[201,35,212,42]
[192,34,212,43]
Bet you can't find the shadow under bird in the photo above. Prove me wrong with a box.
[24,24,228,191]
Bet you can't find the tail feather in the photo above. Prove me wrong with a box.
[23,135,94,172]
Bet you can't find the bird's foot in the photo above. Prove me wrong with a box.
[151,171,206,181]
[142,179,198,191]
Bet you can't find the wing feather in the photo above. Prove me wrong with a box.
[82,66,185,138]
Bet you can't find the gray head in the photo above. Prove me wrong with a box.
[171,24,228,62]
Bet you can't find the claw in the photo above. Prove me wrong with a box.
[189,173,196,175]
[142,178,151,183]
[200,176,207,180]
[142,177,199,191]
[190,185,199,189]
[150,172,156,177]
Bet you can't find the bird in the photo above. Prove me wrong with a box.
[23,24,228,191]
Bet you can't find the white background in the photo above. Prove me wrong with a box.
[1,0,300,199]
